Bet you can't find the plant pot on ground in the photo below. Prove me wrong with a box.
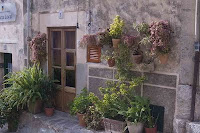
[28,99,43,114]
[145,126,157,133]
[109,15,124,49]
[70,88,92,127]
[103,118,126,133]
[144,107,158,133]
[127,121,144,133]
[44,101,55,117]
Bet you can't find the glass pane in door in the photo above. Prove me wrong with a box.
[65,31,75,49]
[66,70,75,87]
[52,31,61,48]
[53,68,61,85]
[53,50,61,66]
[66,52,75,66]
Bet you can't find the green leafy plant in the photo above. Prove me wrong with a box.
[70,88,92,115]
[3,64,51,108]
[101,50,115,61]
[109,15,125,39]
[115,43,133,81]
[89,77,145,121]
[84,105,103,130]
[133,23,150,36]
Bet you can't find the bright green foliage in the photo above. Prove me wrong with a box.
[70,88,92,115]
[109,15,124,39]
[133,23,150,36]
[119,96,150,123]
[89,78,145,121]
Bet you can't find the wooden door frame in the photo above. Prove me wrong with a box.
[47,27,77,111]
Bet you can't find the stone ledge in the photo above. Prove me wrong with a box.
[0,111,105,133]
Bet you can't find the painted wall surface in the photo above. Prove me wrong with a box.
[30,0,196,132]
[0,0,25,89]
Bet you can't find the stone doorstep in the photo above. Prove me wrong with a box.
[186,122,200,133]
[11,110,105,133]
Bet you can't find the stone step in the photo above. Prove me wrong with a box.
[187,122,200,133]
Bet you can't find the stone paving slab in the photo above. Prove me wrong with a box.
[0,111,105,133]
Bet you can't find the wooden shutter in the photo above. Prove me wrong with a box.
[87,45,101,63]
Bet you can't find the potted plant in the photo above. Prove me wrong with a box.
[0,88,21,132]
[102,50,115,67]
[70,88,92,127]
[109,15,124,49]
[79,34,97,48]
[122,96,150,133]
[29,33,47,63]
[42,78,58,117]
[149,21,171,64]
[96,29,112,48]
[84,105,104,131]
[145,113,158,133]
[90,78,145,133]
[4,64,49,114]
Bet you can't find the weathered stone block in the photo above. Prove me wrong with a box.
[173,118,190,133]
[176,85,192,119]
[114,69,142,79]
[89,67,113,79]
[143,85,176,133]
[186,122,200,133]
[89,77,107,97]
[144,73,177,88]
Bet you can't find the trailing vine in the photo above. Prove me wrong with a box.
[115,43,133,81]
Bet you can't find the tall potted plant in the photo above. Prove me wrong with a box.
[42,78,58,117]
[70,88,92,127]
[109,15,124,49]
[144,108,158,133]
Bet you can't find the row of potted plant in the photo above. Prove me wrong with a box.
[70,78,158,133]
[0,64,58,132]
[80,15,172,66]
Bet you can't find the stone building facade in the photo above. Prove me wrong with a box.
[0,0,198,132]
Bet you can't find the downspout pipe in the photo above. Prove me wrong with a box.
[26,0,31,68]
[191,0,200,121]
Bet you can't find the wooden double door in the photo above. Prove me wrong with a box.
[48,27,76,112]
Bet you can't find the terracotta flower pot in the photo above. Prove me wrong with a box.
[112,39,121,49]
[77,113,87,127]
[45,107,54,117]
[103,118,126,133]
[145,126,157,133]
[127,121,144,133]
[132,54,143,64]
[159,54,168,64]
[28,99,43,114]
[107,58,115,67]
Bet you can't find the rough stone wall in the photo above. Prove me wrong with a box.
[30,0,196,133]
[0,0,25,87]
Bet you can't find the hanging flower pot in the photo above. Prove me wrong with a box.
[159,54,168,64]
[132,54,143,64]
[77,113,87,127]
[112,39,121,49]
[107,58,115,67]
[145,126,157,133]
[127,121,144,133]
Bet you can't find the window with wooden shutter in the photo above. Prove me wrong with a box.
[87,45,101,63]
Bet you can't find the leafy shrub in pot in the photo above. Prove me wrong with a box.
[70,88,92,127]
[102,50,115,67]
[109,15,125,49]
[89,77,145,133]
[144,107,158,133]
